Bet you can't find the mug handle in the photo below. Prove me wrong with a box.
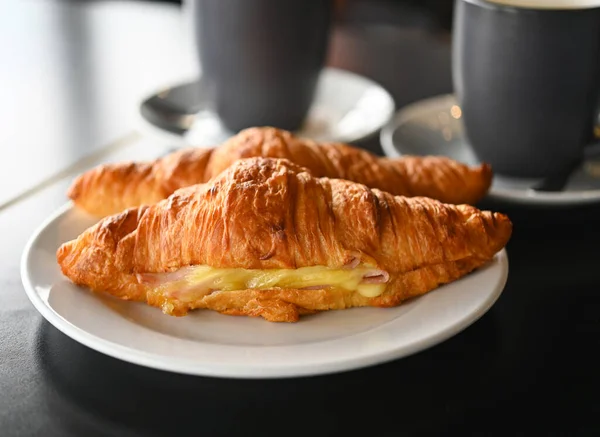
[584,140,600,160]
[531,124,600,192]
[583,106,600,160]
[586,88,600,152]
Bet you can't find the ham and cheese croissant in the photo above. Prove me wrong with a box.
[57,157,511,323]
[68,127,493,217]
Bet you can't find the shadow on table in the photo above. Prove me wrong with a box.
[35,310,505,437]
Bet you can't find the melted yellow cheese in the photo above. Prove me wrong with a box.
[157,265,387,299]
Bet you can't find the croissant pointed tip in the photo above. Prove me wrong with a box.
[456,204,512,256]
[56,242,68,264]
[56,240,76,278]
[480,162,493,182]
[66,177,81,201]
[488,211,513,253]
[469,162,493,204]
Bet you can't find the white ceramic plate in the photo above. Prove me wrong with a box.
[380,94,600,206]
[22,203,508,379]
[136,67,396,147]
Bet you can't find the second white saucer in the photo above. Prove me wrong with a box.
[381,94,600,207]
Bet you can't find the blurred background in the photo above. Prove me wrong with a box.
[1,0,456,207]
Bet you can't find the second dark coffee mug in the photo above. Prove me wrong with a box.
[189,0,333,134]
[453,0,600,178]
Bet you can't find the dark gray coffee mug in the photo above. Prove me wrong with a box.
[452,0,600,178]
[189,0,333,133]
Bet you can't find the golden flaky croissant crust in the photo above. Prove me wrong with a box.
[58,157,511,322]
[68,127,492,216]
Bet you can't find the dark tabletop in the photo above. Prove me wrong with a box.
[1,1,599,436]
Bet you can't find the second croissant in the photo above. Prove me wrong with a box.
[68,127,493,217]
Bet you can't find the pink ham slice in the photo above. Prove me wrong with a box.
[136,266,197,286]
[361,270,390,284]
[343,256,361,270]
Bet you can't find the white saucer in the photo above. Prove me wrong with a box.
[137,67,395,147]
[21,203,508,379]
[380,94,600,206]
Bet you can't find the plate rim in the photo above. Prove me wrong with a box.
[380,93,600,207]
[136,67,396,147]
[21,202,509,379]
